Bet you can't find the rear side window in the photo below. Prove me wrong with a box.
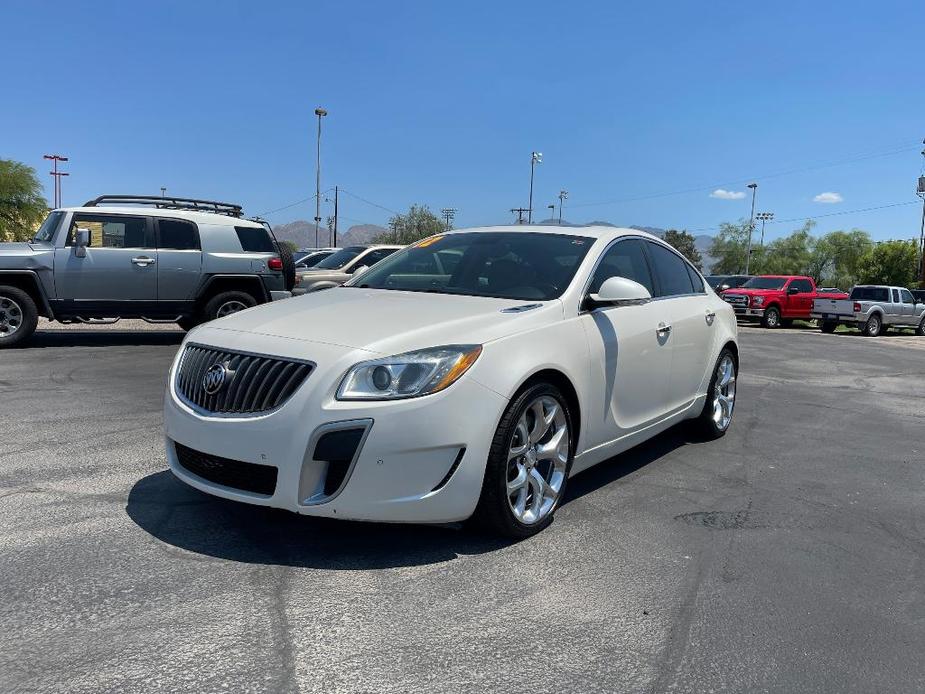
[850,286,889,302]
[234,226,275,253]
[590,238,655,295]
[157,219,200,250]
[647,242,695,296]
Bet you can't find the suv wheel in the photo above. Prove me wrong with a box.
[470,383,573,539]
[203,291,257,323]
[0,286,38,348]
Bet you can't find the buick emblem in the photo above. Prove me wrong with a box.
[202,362,232,395]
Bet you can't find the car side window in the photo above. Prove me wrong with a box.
[234,226,275,253]
[360,249,396,267]
[646,241,695,297]
[891,288,900,303]
[67,215,154,249]
[791,279,812,293]
[686,264,706,293]
[157,219,200,250]
[588,238,655,295]
[900,289,914,304]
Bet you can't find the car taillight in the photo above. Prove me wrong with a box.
[268,257,283,271]
[853,302,861,312]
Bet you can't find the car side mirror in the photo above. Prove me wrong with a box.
[787,286,800,295]
[589,276,651,306]
[74,227,90,258]
[351,265,369,276]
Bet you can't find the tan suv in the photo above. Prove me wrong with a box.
[292,244,402,294]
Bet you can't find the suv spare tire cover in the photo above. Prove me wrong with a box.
[277,242,296,291]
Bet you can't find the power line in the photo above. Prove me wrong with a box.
[570,141,922,209]
[339,189,398,215]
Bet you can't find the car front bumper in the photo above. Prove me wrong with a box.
[163,330,508,523]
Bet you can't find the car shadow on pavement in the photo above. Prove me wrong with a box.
[25,330,184,348]
[126,426,695,570]
[125,471,509,570]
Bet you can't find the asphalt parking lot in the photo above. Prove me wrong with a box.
[1,323,923,693]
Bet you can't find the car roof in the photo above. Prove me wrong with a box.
[441,224,660,242]
[56,206,264,227]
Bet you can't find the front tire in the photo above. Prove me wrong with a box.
[470,383,573,539]
[689,348,737,440]
[0,286,38,348]
[761,306,781,329]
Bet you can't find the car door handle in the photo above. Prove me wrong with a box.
[657,322,672,336]
[131,256,156,266]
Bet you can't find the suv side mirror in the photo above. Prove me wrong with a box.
[74,228,90,258]
[589,276,651,306]
[350,265,369,276]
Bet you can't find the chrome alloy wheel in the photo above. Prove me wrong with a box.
[0,296,23,337]
[506,395,570,525]
[712,354,737,431]
[216,300,249,318]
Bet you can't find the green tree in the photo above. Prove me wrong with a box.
[856,240,918,287]
[277,239,299,254]
[708,220,751,274]
[760,222,815,275]
[806,229,873,288]
[663,229,703,270]
[0,159,49,242]
[377,204,445,245]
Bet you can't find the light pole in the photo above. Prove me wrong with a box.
[756,211,774,247]
[313,107,328,247]
[547,204,555,221]
[558,189,568,224]
[160,187,167,198]
[43,154,69,208]
[527,151,542,223]
[440,207,457,231]
[917,149,925,286]
[745,182,758,274]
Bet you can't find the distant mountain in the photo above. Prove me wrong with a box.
[271,219,387,249]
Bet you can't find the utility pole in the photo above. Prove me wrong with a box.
[333,185,339,247]
[744,182,758,274]
[756,211,774,247]
[440,207,457,231]
[313,107,328,248]
[527,151,542,223]
[43,154,69,208]
[510,207,529,225]
[558,189,568,224]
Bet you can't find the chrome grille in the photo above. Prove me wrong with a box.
[724,294,748,307]
[175,344,313,415]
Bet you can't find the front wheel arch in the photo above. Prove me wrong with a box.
[507,368,581,456]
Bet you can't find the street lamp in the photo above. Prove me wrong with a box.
[917,143,925,286]
[547,204,555,221]
[160,187,167,198]
[43,154,69,208]
[558,189,568,224]
[756,211,774,247]
[745,183,758,274]
[313,107,328,247]
[527,151,542,223]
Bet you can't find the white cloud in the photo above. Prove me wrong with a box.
[813,192,843,204]
[709,189,746,200]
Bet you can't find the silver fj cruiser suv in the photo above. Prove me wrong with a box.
[0,195,295,347]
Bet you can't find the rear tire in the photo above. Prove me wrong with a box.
[202,291,257,323]
[820,321,837,333]
[469,383,574,540]
[761,306,781,329]
[0,286,38,348]
[689,348,738,440]
[917,318,925,337]
[862,313,882,337]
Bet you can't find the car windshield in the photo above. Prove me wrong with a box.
[742,277,787,290]
[312,246,365,270]
[32,211,64,243]
[346,231,593,301]
[297,251,333,268]
[705,275,726,288]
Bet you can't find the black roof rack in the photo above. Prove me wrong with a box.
[82,194,244,218]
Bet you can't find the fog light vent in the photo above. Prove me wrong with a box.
[314,427,366,496]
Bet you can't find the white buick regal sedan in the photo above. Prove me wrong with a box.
[164,226,738,538]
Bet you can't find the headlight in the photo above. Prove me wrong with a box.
[753,296,765,306]
[336,345,482,400]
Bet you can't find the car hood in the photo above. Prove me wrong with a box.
[200,287,561,355]
[0,242,39,256]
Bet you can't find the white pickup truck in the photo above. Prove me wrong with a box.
[811,285,925,337]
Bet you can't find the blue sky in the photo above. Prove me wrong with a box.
[4,0,924,241]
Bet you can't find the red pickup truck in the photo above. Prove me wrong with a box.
[720,275,848,328]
